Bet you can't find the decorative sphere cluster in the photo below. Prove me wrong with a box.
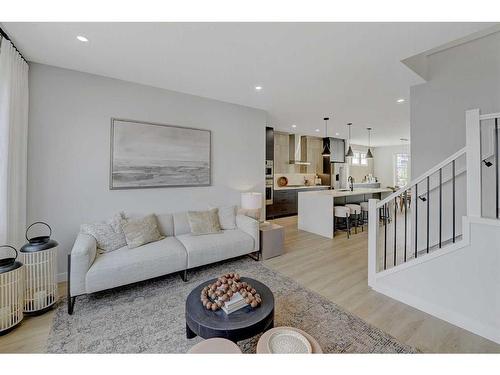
[200,272,262,311]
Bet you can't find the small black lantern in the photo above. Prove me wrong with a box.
[20,222,59,314]
[0,245,24,335]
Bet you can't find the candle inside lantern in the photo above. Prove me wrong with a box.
[34,290,47,307]
[0,306,12,325]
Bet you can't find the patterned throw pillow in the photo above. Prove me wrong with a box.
[80,212,127,253]
[187,208,222,235]
[121,214,164,249]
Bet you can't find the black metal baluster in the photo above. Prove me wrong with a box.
[439,168,442,248]
[394,196,397,266]
[426,176,430,253]
[384,203,387,270]
[452,160,456,243]
[404,189,407,262]
[415,183,418,258]
[496,118,499,219]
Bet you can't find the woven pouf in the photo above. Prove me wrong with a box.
[256,326,323,354]
[188,338,242,354]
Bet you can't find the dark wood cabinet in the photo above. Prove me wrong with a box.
[266,187,330,219]
[265,127,274,161]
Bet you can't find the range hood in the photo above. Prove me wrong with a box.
[289,134,311,165]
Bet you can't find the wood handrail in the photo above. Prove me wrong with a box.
[376,146,467,208]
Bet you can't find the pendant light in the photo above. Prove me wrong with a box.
[346,123,354,157]
[366,127,374,159]
[322,117,331,157]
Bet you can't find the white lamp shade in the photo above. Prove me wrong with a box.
[241,192,262,210]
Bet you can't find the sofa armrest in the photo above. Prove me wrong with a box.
[69,233,97,296]
[236,215,260,251]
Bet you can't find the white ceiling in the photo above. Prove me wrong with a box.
[2,22,495,146]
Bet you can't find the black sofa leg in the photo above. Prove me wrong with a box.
[67,253,75,314]
[180,269,189,282]
[68,296,76,315]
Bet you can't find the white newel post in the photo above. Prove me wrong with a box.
[466,109,481,217]
[367,199,378,287]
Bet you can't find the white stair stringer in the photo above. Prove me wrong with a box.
[369,216,500,344]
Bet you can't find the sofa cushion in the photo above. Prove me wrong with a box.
[177,229,255,269]
[210,205,237,230]
[85,237,187,293]
[173,212,191,236]
[156,213,174,237]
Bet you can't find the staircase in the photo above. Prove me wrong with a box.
[367,109,500,344]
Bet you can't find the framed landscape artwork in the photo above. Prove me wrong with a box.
[110,118,211,189]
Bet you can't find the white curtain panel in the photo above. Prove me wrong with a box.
[0,37,29,248]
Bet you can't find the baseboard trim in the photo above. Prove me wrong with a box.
[372,283,500,345]
[57,272,67,283]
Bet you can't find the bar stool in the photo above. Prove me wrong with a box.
[360,201,369,225]
[345,204,362,233]
[334,206,351,238]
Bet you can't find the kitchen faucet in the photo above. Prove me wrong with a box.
[348,176,354,191]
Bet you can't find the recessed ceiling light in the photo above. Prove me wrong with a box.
[291,124,297,128]
[255,86,263,91]
[76,35,89,42]
[335,133,340,136]
[315,129,320,132]
[397,98,405,103]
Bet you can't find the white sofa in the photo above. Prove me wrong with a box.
[67,212,259,314]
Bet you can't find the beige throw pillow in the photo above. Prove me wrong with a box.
[80,212,127,254]
[187,208,222,235]
[121,214,164,249]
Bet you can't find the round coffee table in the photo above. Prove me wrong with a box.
[185,277,274,342]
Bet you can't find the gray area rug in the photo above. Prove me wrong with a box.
[47,257,417,353]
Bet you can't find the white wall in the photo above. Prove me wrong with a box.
[28,63,267,276]
[373,218,500,345]
[411,31,500,177]
[410,31,500,244]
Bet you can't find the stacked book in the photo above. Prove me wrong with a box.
[220,292,248,314]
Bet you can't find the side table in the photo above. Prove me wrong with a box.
[259,223,284,260]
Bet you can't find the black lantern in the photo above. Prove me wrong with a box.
[0,245,24,335]
[20,222,59,314]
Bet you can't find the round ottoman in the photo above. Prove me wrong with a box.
[188,338,242,354]
[256,326,323,353]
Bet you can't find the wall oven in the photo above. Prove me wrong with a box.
[265,160,273,178]
[265,179,273,205]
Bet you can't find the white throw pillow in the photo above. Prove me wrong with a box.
[80,212,126,253]
[210,205,237,230]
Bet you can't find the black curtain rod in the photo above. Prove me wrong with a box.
[0,26,28,64]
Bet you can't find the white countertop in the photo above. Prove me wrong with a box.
[274,185,331,191]
[298,187,393,197]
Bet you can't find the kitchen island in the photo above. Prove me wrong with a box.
[297,188,393,238]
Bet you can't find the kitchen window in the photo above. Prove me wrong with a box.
[351,151,368,166]
[394,153,409,187]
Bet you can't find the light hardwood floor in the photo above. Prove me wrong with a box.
[1,215,498,353]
